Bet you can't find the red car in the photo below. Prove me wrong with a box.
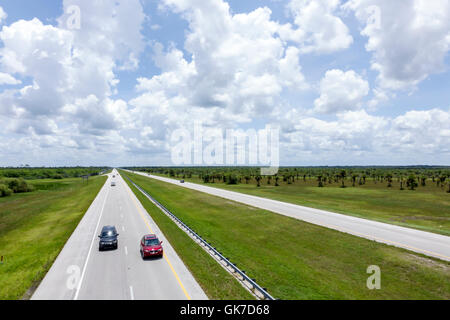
[140,234,164,259]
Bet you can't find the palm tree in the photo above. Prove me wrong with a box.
[420,177,426,187]
[255,176,262,187]
[318,175,324,188]
[287,175,293,184]
[406,175,418,190]
[439,176,447,188]
[352,174,357,187]
[386,173,393,188]
[340,170,347,188]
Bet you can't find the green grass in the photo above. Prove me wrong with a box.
[123,171,450,300]
[122,174,253,300]
[0,176,107,300]
[160,174,450,236]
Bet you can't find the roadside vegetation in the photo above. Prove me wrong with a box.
[121,172,254,300]
[0,167,109,180]
[121,171,450,300]
[0,167,108,199]
[0,178,34,198]
[127,166,450,235]
[0,175,107,300]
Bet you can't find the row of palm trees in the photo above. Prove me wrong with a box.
[129,167,450,193]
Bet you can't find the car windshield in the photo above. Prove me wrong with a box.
[144,239,160,246]
[101,230,116,237]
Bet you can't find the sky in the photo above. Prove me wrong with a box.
[0,0,449,167]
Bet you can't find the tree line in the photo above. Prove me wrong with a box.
[126,166,450,193]
[0,167,108,180]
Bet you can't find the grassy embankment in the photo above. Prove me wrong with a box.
[122,171,450,300]
[0,176,107,300]
[122,173,254,300]
[154,173,450,236]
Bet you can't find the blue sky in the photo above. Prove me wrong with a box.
[0,0,449,167]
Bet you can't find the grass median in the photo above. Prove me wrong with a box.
[122,171,450,300]
[0,176,107,300]
[122,172,254,300]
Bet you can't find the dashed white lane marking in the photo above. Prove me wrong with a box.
[74,183,111,300]
[122,226,125,232]
[124,246,128,256]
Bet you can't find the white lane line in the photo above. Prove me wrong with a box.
[74,183,111,300]
[124,246,128,256]
[129,286,135,300]
[122,226,125,232]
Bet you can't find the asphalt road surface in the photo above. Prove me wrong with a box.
[32,170,207,300]
[129,170,450,262]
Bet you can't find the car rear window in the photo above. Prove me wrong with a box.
[144,239,160,246]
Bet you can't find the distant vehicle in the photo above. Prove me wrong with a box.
[140,234,163,259]
[180,180,185,183]
[113,175,116,178]
[111,181,116,187]
[99,226,119,251]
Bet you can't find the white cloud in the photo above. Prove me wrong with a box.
[0,72,21,85]
[279,46,308,89]
[389,109,450,154]
[280,108,450,163]
[0,6,7,24]
[0,0,146,163]
[314,69,369,114]
[150,24,161,31]
[58,0,145,70]
[133,0,309,132]
[345,0,450,91]
[0,0,145,116]
[285,0,353,53]
[0,18,76,115]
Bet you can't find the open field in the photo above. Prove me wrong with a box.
[122,171,450,300]
[133,167,450,236]
[0,176,107,300]
[122,173,254,300]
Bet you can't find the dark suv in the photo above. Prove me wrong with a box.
[98,226,119,251]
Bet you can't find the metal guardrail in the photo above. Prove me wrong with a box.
[122,172,276,301]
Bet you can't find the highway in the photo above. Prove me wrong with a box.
[32,170,207,300]
[129,170,450,262]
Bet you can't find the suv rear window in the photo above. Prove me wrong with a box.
[101,228,116,237]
